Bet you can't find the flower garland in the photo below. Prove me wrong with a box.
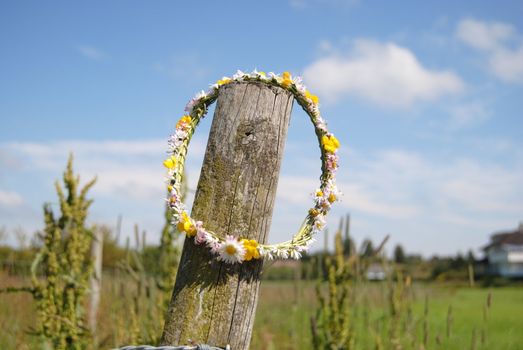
[164,70,340,263]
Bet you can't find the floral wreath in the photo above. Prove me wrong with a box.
[163,70,340,264]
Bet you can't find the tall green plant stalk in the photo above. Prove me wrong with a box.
[28,155,96,349]
[157,191,182,295]
[156,173,186,330]
[114,175,187,346]
[311,217,354,349]
[158,173,186,293]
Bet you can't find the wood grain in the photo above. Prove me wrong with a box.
[161,81,293,349]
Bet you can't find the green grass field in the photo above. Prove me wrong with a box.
[251,281,523,350]
[1,273,522,349]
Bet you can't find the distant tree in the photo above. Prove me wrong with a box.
[14,226,28,249]
[0,226,6,244]
[98,225,126,269]
[342,213,355,256]
[394,244,406,263]
[361,239,374,258]
[451,252,466,270]
[467,249,476,263]
[406,254,423,264]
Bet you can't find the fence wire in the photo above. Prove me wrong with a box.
[117,345,230,350]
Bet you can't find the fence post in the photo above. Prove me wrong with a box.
[161,81,294,349]
[89,227,103,342]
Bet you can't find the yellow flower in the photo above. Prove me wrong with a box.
[177,212,196,236]
[281,71,293,88]
[305,90,319,105]
[217,78,232,86]
[321,134,340,153]
[258,71,266,77]
[176,115,192,128]
[242,239,260,261]
[163,156,177,169]
[309,208,320,217]
[167,185,173,192]
[226,244,238,255]
[328,193,337,203]
[316,190,323,197]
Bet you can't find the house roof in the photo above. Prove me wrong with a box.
[483,223,523,251]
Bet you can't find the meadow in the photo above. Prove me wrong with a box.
[252,281,523,350]
[2,270,522,350]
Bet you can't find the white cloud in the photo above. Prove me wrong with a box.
[2,138,522,255]
[352,149,523,217]
[0,138,205,245]
[339,182,419,219]
[456,18,514,51]
[456,18,523,83]
[323,147,522,252]
[488,46,523,83]
[76,45,107,61]
[448,101,490,129]
[303,39,464,107]
[0,190,23,207]
[282,144,523,222]
[3,139,206,200]
[6,139,165,158]
[272,144,523,255]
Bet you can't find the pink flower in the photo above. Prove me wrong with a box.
[194,221,207,245]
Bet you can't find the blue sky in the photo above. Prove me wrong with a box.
[1,0,522,256]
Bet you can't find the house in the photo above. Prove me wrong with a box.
[483,223,523,278]
[366,262,387,281]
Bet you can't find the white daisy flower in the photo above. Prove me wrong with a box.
[290,249,302,260]
[217,235,245,264]
[313,214,327,231]
[293,77,306,93]
[205,88,215,96]
[195,90,207,100]
[277,249,289,259]
[315,117,328,132]
[232,70,245,80]
[207,236,220,254]
[184,100,196,113]
[266,250,277,261]
[257,245,266,257]
[184,90,207,113]
[296,244,308,252]
[168,134,184,150]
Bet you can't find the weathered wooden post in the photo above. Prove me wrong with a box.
[89,227,103,343]
[161,81,293,348]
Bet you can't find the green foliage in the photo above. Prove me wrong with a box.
[311,221,355,349]
[393,244,406,264]
[157,190,181,293]
[98,225,126,270]
[115,229,163,345]
[31,154,96,349]
[113,175,186,345]
[360,239,374,258]
[157,172,186,293]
